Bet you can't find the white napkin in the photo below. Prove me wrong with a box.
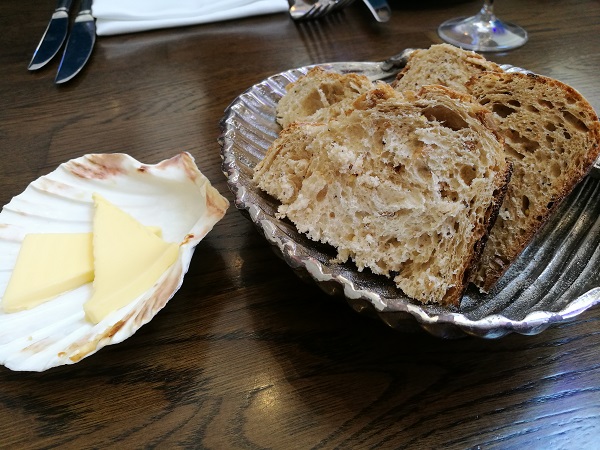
[92,0,290,36]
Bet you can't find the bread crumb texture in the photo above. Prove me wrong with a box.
[256,82,509,306]
[276,67,375,128]
[392,43,502,94]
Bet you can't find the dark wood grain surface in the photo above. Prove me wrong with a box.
[1,0,600,448]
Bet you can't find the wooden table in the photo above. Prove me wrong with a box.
[1,0,599,447]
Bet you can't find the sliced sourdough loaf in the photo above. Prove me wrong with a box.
[255,84,511,306]
[276,66,375,128]
[467,71,600,291]
[391,43,502,94]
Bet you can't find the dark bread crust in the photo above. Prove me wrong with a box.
[467,71,600,291]
[445,161,513,305]
[458,162,514,300]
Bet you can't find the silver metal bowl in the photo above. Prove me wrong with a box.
[219,58,600,338]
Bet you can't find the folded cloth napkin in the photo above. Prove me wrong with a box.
[92,0,290,36]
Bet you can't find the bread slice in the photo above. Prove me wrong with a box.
[253,122,320,206]
[255,84,511,306]
[276,67,375,128]
[467,71,600,291]
[391,43,502,94]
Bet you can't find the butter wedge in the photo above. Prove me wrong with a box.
[1,226,163,314]
[2,233,94,313]
[84,194,179,324]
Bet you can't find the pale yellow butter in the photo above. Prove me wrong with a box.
[2,233,94,313]
[83,194,179,324]
[1,224,162,314]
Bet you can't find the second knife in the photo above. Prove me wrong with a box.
[55,0,96,84]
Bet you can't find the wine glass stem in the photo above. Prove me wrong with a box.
[480,0,495,20]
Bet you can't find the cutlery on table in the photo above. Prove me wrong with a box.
[28,0,74,70]
[55,0,96,84]
[288,0,391,22]
[289,0,355,21]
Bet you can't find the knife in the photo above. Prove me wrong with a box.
[55,0,96,84]
[361,0,391,23]
[28,0,74,70]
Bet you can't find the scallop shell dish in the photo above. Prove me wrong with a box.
[0,152,229,372]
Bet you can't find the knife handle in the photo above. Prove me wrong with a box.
[56,0,74,12]
[79,0,93,13]
[361,0,391,22]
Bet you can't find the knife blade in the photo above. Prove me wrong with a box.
[361,0,391,23]
[55,0,96,84]
[28,0,74,71]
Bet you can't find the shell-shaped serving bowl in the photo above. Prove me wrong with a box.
[0,152,229,371]
[219,59,600,339]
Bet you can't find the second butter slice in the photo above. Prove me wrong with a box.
[84,194,179,324]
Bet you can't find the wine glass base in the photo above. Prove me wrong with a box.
[438,15,528,52]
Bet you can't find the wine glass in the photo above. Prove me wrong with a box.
[437,0,528,52]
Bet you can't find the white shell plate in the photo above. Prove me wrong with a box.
[0,152,229,371]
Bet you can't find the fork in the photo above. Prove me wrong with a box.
[289,0,356,21]
[289,0,391,22]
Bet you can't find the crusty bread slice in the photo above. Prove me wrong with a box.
[253,122,321,206]
[256,83,511,306]
[276,67,375,128]
[391,43,502,94]
[467,71,600,291]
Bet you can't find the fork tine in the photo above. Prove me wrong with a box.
[309,3,334,19]
[289,0,353,21]
[319,2,337,16]
[331,0,355,11]
[304,4,325,19]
